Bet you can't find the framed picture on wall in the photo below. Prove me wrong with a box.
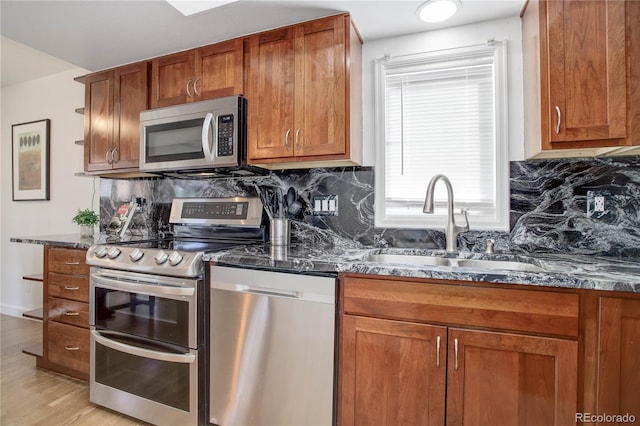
[12,119,50,201]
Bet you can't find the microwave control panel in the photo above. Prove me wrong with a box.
[217,114,235,157]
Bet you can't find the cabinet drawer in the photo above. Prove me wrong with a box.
[48,273,89,302]
[47,322,90,375]
[48,297,89,328]
[48,247,89,275]
[342,276,579,337]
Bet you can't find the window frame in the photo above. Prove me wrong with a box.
[373,41,510,231]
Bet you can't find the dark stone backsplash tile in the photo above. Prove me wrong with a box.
[100,156,640,258]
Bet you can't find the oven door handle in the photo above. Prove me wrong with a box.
[91,330,196,364]
[91,273,195,298]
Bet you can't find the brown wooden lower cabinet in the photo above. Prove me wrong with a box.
[48,297,90,328]
[47,321,90,374]
[340,316,446,425]
[596,297,640,423]
[28,246,91,381]
[445,328,577,426]
[338,274,580,426]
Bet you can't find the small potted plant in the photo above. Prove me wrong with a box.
[72,208,99,237]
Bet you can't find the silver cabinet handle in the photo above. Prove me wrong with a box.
[112,148,119,164]
[454,338,459,371]
[65,311,80,316]
[65,261,80,265]
[555,106,561,134]
[106,148,113,164]
[186,79,193,97]
[284,129,291,150]
[436,335,441,368]
[64,345,80,351]
[193,78,200,96]
[295,128,301,150]
[64,286,80,291]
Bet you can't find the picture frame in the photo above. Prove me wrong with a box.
[12,119,50,201]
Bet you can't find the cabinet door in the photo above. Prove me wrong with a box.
[195,38,243,101]
[47,247,89,275]
[597,297,640,422]
[113,61,148,169]
[150,50,195,108]
[339,315,446,426]
[446,328,578,426]
[294,15,347,158]
[246,28,296,161]
[47,321,90,375]
[84,70,114,172]
[48,274,89,302]
[543,0,626,147]
[48,297,89,328]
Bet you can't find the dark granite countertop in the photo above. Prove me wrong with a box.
[9,233,149,249]
[12,234,640,293]
[10,234,99,249]
[206,245,640,293]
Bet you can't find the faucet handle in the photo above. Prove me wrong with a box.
[458,208,470,232]
[485,238,495,254]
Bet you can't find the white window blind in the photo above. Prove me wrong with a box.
[374,42,509,231]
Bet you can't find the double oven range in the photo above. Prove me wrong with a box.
[86,197,264,425]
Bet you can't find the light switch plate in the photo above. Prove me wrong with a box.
[312,195,338,216]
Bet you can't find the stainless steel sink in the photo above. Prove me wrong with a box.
[453,259,544,273]
[365,254,450,267]
[364,253,545,273]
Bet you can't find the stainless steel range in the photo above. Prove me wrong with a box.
[87,197,264,426]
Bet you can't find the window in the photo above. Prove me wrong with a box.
[374,41,509,231]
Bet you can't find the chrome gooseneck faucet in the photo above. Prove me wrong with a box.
[423,174,470,252]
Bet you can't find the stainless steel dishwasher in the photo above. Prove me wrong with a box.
[209,265,336,426]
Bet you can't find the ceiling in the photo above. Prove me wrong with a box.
[0,0,525,88]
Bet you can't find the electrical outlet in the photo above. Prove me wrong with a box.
[594,196,605,212]
[587,190,611,219]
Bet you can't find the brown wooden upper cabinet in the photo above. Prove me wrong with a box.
[522,0,640,159]
[150,38,243,108]
[84,61,148,172]
[245,14,363,168]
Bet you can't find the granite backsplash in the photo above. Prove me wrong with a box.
[100,156,640,258]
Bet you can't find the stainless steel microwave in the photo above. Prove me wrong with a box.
[139,95,247,173]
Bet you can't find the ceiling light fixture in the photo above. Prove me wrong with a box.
[416,0,462,23]
[166,0,237,17]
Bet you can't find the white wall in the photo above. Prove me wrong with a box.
[361,15,525,165]
[1,67,97,316]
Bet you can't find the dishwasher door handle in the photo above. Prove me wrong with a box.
[240,286,301,299]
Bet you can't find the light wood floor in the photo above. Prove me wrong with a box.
[0,314,147,425]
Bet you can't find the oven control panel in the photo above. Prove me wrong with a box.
[182,201,248,220]
[169,197,263,227]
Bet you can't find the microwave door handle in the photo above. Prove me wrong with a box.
[202,113,216,160]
